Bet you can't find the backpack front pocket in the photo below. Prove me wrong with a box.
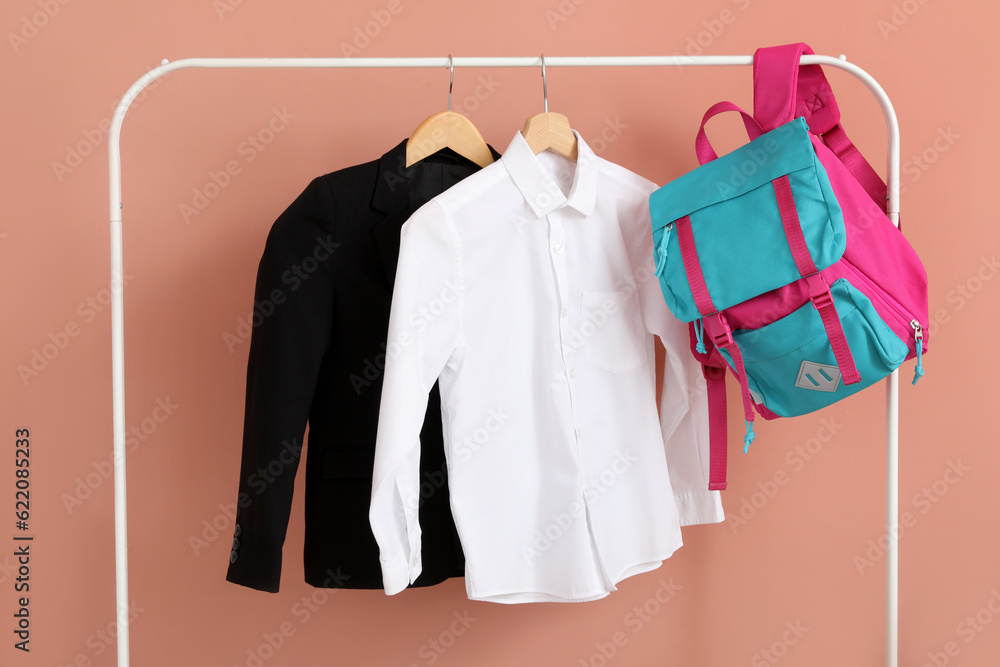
[718,279,909,418]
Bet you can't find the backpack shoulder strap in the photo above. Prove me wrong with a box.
[705,364,729,491]
[689,324,730,491]
[753,43,888,213]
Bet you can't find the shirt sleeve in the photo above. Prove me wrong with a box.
[226,177,337,592]
[629,192,725,526]
[370,199,464,594]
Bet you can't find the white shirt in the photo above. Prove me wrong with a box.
[370,130,724,603]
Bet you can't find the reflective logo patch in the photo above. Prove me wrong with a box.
[795,361,841,392]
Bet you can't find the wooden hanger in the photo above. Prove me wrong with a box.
[521,55,578,162]
[405,56,494,168]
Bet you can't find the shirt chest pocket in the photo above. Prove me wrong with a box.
[580,291,648,373]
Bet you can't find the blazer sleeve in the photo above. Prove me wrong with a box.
[628,189,725,527]
[226,176,337,592]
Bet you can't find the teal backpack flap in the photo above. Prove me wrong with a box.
[650,104,846,322]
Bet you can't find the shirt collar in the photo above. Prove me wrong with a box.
[371,139,502,214]
[500,129,598,218]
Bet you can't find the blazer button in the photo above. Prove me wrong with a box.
[234,523,242,538]
[230,550,238,564]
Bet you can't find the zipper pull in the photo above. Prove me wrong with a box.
[910,320,924,385]
[654,223,673,277]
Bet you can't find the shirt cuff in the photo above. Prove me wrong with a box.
[379,553,423,595]
[675,489,725,526]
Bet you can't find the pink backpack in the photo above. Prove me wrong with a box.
[685,43,929,490]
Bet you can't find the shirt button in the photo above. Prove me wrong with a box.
[575,427,582,438]
[585,491,597,502]
[568,369,575,379]
[561,308,568,318]
[553,243,565,255]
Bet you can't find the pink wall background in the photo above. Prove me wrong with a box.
[2,0,997,665]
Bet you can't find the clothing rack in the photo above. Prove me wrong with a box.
[107,54,902,667]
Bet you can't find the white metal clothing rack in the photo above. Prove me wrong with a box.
[107,55,902,667]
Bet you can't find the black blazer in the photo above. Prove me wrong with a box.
[226,139,499,592]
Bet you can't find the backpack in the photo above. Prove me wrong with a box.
[648,43,929,490]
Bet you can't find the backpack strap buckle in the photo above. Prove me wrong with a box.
[806,273,832,303]
[811,290,834,310]
[707,312,734,348]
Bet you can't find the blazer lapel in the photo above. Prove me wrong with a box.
[369,140,412,287]
[369,141,502,287]
[371,202,410,287]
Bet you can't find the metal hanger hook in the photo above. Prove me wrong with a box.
[540,54,548,113]
[448,54,454,111]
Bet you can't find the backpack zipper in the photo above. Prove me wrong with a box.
[910,320,924,385]
[838,259,925,384]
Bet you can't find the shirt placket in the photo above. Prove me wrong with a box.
[546,208,577,433]
[547,206,613,593]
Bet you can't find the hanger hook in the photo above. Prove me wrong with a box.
[540,54,548,113]
[448,54,454,111]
